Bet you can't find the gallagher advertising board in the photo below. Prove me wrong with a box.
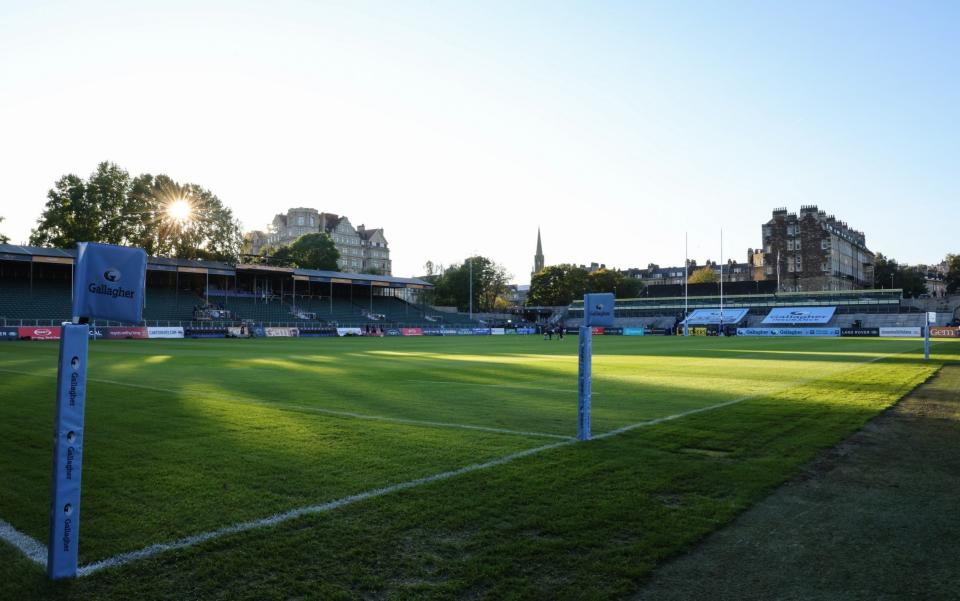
[738,328,840,337]
[762,307,837,325]
[0,326,19,340]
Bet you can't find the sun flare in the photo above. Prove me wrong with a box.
[167,198,192,223]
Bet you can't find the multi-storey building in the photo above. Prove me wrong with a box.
[625,259,759,287]
[760,205,873,291]
[244,207,391,274]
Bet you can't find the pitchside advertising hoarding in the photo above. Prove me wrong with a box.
[737,327,840,337]
[931,326,960,338]
[0,326,19,340]
[18,326,63,340]
[762,306,837,324]
[684,308,749,325]
[879,327,922,337]
[840,327,880,337]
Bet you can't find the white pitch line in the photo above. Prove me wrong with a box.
[0,517,46,567]
[0,368,570,441]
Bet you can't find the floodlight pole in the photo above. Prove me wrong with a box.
[468,256,473,320]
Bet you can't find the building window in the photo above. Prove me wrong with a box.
[297,216,304,225]
[795,239,801,250]
[821,239,829,250]
[787,240,794,251]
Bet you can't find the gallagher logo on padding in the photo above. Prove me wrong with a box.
[103,268,121,282]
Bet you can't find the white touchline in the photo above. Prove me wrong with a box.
[0,517,46,567]
[0,368,571,441]
[0,344,922,575]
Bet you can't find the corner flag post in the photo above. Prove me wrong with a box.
[579,293,614,441]
[48,242,146,580]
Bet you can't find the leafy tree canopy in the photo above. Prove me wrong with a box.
[429,256,510,312]
[946,254,960,294]
[687,266,718,284]
[527,264,588,306]
[30,161,242,262]
[288,233,340,271]
[0,216,8,244]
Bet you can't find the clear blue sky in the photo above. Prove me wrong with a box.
[1,0,957,281]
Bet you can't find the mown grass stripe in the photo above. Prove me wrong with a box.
[0,368,572,441]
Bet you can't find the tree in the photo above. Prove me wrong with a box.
[896,267,927,298]
[586,268,622,294]
[946,254,960,294]
[687,266,718,284]
[527,264,588,306]
[287,233,340,270]
[128,174,242,262]
[30,162,242,262]
[617,276,644,298]
[31,163,132,248]
[430,255,510,312]
[0,216,8,243]
[873,253,897,289]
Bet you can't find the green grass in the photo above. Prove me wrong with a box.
[1,335,958,599]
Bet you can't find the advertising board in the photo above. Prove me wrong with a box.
[737,328,841,337]
[299,327,337,337]
[336,327,363,337]
[0,326,19,340]
[762,307,837,325]
[147,326,184,339]
[623,327,645,336]
[840,327,880,337]
[491,328,505,335]
[103,326,148,339]
[472,328,492,335]
[516,327,536,335]
[384,328,402,336]
[18,326,62,340]
[185,327,226,338]
[879,327,921,338]
[604,327,624,335]
[930,326,959,338]
[685,308,749,325]
[401,328,424,336]
[265,327,300,337]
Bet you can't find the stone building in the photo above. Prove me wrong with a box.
[760,205,873,291]
[625,259,759,287]
[244,207,391,274]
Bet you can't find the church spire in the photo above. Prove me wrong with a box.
[533,228,545,275]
